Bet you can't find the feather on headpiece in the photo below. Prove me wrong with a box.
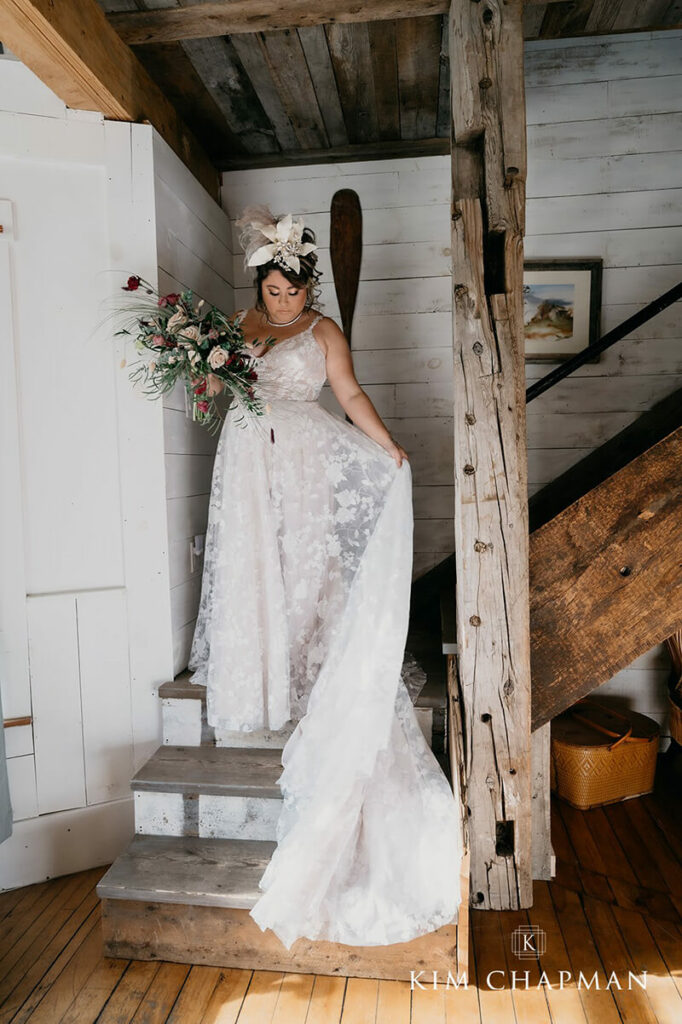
[236,205,318,276]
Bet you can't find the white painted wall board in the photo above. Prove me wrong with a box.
[164,454,214,500]
[105,121,175,774]
[0,798,134,891]
[0,223,31,720]
[6,755,38,822]
[0,56,66,118]
[3,725,33,759]
[76,589,134,805]
[8,160,124,594]
[26,595,86,815]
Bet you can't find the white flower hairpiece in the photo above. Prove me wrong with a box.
[236,206,318,276]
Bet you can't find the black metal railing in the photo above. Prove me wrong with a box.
[526,281,682,404]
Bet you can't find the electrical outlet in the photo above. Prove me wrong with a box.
[189,534,205,574]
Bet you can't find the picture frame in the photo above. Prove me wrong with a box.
[523,258,603,362]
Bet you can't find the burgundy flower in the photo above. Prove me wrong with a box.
[158,292,181,307]
[194,379,207,395]
[122,275,141,291]
[196,400,209,414]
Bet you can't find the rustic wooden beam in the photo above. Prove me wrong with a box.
[108,0,568,46]
[0,0,220,201]
[449,0,532,911]
[216,137,450,170]
[530,425,682,731]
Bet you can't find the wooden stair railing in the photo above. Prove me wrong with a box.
[526,281,682,404]
[416,285,682,732]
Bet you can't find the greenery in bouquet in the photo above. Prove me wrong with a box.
[114,275,272,434]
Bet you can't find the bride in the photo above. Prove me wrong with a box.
[188,206,463,950]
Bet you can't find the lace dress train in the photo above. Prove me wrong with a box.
[188,315,463,949]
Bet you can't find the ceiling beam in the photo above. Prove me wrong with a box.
[109,0,567,46]
[0,0,220,201]
[216,137,451,172]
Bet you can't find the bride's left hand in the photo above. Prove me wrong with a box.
[383,439,409,468]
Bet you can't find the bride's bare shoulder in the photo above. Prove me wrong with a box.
[313,315,350,354]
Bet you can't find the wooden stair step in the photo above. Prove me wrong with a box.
[160,673,440,753]
[96,834,274,908]
[132,745,283,799]
[160,668,446,709]
[97,835,467,982]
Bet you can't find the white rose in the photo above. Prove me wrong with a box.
[167,311,187,331]
[178,325,201,342]
[208,347,228,369]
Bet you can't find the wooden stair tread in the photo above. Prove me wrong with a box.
[160,668,446,709]
[132,745,283,798]
[96,834,275,908]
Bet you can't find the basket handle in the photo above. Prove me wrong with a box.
[569,699,648,750]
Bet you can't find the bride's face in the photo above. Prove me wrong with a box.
[261,269,307,323]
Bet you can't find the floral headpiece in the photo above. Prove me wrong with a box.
[236,205,318,276]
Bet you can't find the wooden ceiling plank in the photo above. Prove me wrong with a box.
[614,0,674,30]
[297,25,348,148]
[539,0,594,39]
[257,29,329,150]
[134,40,247,159]
[585,0,628,33]
[367,20,401,141]
[229,32,300,150]
[325,23,379,146]
[109,0,573,46]
[0,0,219,199]
[523,4,547,39]
[215,136,449,171]
[181,35,280,155]
[395,15,442,140]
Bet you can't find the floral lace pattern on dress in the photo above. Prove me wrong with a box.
[187,315,463,948]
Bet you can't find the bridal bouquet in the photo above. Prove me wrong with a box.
[114,275,272,434]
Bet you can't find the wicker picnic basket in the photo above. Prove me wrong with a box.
[550,698,659,810]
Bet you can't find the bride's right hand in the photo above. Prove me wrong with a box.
[383,438,409,468]
[206,372,225,397]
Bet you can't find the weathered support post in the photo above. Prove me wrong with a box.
[448,0,532,910]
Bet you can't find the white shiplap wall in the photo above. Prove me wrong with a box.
[153,134,235,674]
[221,29,681,742]
[0,58,175,887]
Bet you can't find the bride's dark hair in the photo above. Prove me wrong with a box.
[254,227,322,314]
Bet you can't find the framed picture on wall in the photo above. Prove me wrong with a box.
[523,258,603,362]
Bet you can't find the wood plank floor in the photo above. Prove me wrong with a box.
[1,758,680,1023]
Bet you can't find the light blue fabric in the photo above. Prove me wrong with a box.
[0,681,13,844]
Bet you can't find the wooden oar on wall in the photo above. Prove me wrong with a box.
[330,189,362,423]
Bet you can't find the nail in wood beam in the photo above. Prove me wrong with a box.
[448,0,532,911]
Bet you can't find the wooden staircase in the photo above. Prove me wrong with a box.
[96,668,469,981]
[419,384,682,731]
[530,387,682,729]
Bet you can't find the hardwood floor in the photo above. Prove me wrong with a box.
[1,759,680,1023]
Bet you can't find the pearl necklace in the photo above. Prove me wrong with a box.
[266,308,306,328]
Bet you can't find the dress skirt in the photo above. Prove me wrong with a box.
[188,326,463,949]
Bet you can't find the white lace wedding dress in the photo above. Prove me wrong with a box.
[188,313,463,950]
